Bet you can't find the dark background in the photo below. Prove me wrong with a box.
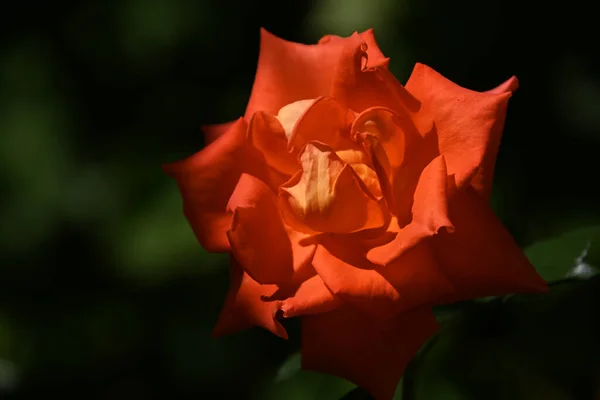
[1,0,599,399]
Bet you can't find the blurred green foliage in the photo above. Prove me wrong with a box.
[1,0,599,399]
[407,278,600,400]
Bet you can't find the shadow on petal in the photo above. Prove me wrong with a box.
[227,174,316,286]
[367,155,454,266]
[164,118,269,252]
[248,111,299,176]
[213,257,288,339]
[405,63,516,197]
[301,306,439,400]
[432,187,548,304]
[313,236,454,319]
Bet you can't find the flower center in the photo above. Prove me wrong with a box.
[279,142,385,234]
[275,99,386,234]
[275,99,382,200]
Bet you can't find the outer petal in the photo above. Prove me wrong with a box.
[367,155,454,265]
[302,306,439,400]
[227,173,315,285]
[313,237,454,320]
[279,142,386,234]
[486,75,519,95]
[212,257,287,339]
[318,28,389,68]
[474,75,519,197]
[432,188,548,304]
[405,63,517,198]
[277,274,344,318]
[245,29,386,119]
[201,120,236,145]
[164,118,268,252]
[330,32,421,115]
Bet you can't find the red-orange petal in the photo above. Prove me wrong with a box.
[473,75,519,198]
[226,174,316,285]
[352,106,427,214]
[330,32,420,115]
[318,29,389,69]
[352,108,409,169]
[367,155,454,265]
[279,142,386,234]
[245,29,386,119]
[278,274,344,318]
[301,306,439,400]
[405,63,516,198]
[486,75,519,95]
[432,188,548,304]
[248,111,299,176]
[212,257,287,339]
[164,118,268,252]
[313,237,454,319]
[288,96,357,153]
[201,120,236,145]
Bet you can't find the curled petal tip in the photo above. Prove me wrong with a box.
[487,75,519,94]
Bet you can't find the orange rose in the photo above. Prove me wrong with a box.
[165,29,547,400]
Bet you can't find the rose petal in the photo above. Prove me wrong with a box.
[313,237,454,319]
[275,99,316,141]
[473,75,519,197]
[330,32,421,115]
[248,111,299,176]
[279,142,386,234]
[318,28,389,68]
[352,108,407,168]
[288,96,357,153]
[405,63,517,198]
[226,174,316,285]
[302,306,438,400]
[367,155,454,265]
[245,29,389,119]
[201,120,236,145]
[432,188,548,304]
[212,257,287,339]
[486,75,519,95]
[347,162,383,199]
[164,118,268,252]
[278,274,344,318]
[352,106,428,213]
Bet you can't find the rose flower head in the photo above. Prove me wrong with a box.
[164,29,547,400]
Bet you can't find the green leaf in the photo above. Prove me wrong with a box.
[524,225,600,281]
[259,368,355,400]
[338,379,406,400]
[339,387,373,399]
[275,352,301,382]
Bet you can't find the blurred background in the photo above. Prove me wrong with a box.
[1,0,599,399]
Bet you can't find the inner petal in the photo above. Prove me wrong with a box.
[276,99,316,140]
[348,163,382,199]
[279,142,385,234]
[336,149,382,199]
